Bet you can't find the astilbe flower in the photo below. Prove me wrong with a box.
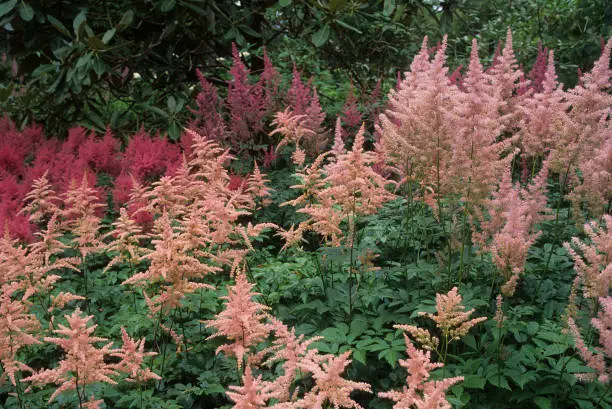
[341,85,362,133]
[563,215,611,301]
[377,36,459,214]
[475,161,550,295]
[22,308,120,403]
[189,69,227,141]
[568,296,611,384]
[294,351,371,409]
[206,272,271,368]
[226,366,277,409]
[567,126,611,219]
[400,287,486,351]
[287,64,313,116]
[122,211,217,316]
[62,172,105,258]
[528,42,549,93]
[260,47,282,114]
[301,88,329,157]
[282,125,394,248]
[102,207,150,273]
[247,161,273,206]
[226,43,266,146]
[0,282,40,386]
[270,108,316,153]
[112,327,161,383]
[449,38,511,213]
[20,170,61,225]
[378,334,463,409]
[518,50,572,160]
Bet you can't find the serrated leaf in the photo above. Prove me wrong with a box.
[0,0,17,19]
[47,14,71,37]
[312,24,330,47]
[462,375,485,389]
[353,349,366,365]
[18,2,33,21]
[542,344,568,356]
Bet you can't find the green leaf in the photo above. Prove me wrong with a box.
[102,28,115,44]
[0,0,17,19]
[279,0,291,6]
[312,24,330,47]
[73,9,87,37]
[161,0,176,12]
[18,2,33,21]
[167,96,177,112]
[542,344,568,356]
[167,122,181,141]
[533,397,552,409]
[383,0,395,16]
[334,19,362,34]
[117,10,134,29]
[47,14,71,37]
[462,375,485,389]
[352,349,366,365]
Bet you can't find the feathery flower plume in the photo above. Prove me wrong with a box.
[22,308,120,403]
[379,334,463,409]
[206,272,271,368]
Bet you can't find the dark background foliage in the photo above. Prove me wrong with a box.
[1,0,610,137]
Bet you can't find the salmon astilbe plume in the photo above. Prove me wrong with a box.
[281,124,394,248]
[399,287,485,352]
[22,308,119,403]
[206,272,271,369]
[379,334,463,409]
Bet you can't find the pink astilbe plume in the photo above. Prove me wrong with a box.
[206,272,271,368]
[22,308,120,403]
[294,351,371,409]
[287,64,313,116]
[341,85,362,133]
[568,296,611,384]
[301,88,329,157]
[226,366,277,409]
[0,283,40,386]
[20,170,61,224]
[260,47,281,114]
[379,334,463,409]
[113,327,160,383]
[62,172,105,258]
[283,125,394,248]
[563,215,611,301]
[528,42,549,93]
[102,207,150,273]
[270,108,316,153]
[488,29,525,120]
[518,50,572,159]
[377,35,459,214]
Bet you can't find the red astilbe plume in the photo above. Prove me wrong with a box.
[301,88,329,158]
[189,69,227,142]
[287,64,313,116]
[120,128,181,182]
[260,47,282,114]
[20,170,61,225]
[341,84,362,134]
[226,43,266,147]
[563,215,611,301]
[112,327,160,383]
[206,271,271,369]
[528,42,549,93]
[76,128,121,177]
[379,334,463,409]
[22,308,120,403]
